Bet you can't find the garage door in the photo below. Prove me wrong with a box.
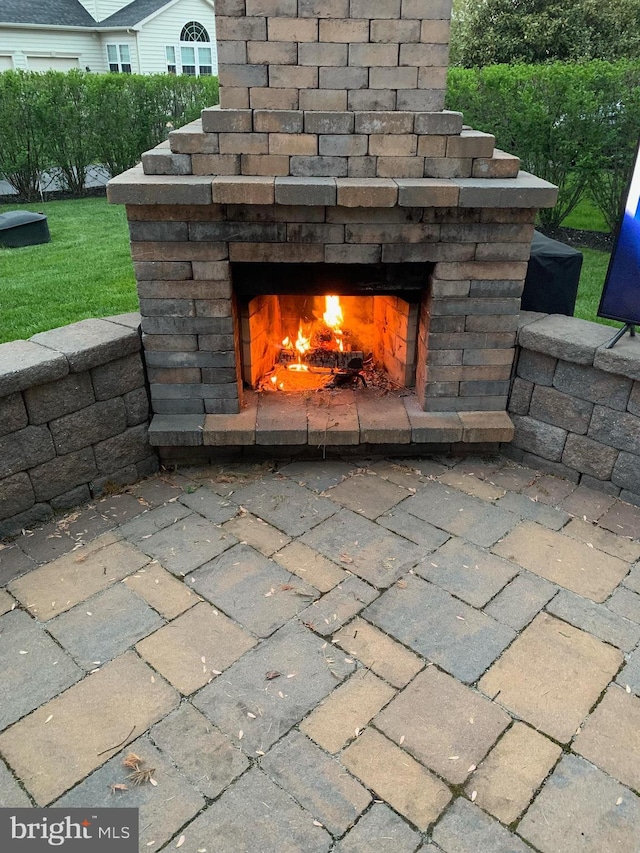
[27,56,80,71]
[0,56,13,70]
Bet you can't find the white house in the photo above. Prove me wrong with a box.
[0,0,218,75]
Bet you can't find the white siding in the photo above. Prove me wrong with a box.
[0,55,13,70]
[136,0,218,75]
[99,35,140,73]
[28,56,81,71]
[0,28,105,72]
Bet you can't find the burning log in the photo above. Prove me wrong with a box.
[278,348,364,369]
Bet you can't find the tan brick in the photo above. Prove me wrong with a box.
[336,178,398,207]
[241,154,291,175]
[341,728,451,831]
[216,16,267,40]
[493,521,629,602]
[272,540,346,592]
[219,87,250,109]
[250,87,299,109]
[270,65,318,88]
[229,242,325,262]
[352,0,400,16]
[299,89,347,110]
[371,19,421,42]
[400,43,449,66]
[424,156,472,178]
[369,135,417,156]
[396,178,459,207]
[299,42,348,66]
[301,670,396,753]
[299,0,348,14]
[136,601,256,695]
[267,16,318,41]
[8,534,148,619]
[376,157,425,178]
[222,512,290,557]
[376,667,510,785]
[354,111,414,134]
[212,175,275,204]
[574,687,640,791]
[219,132,268,155]
[191,154,241,175]
[246,0,297,15]
[421,18,451,42]
[349,43,399,66]
[334,616,423,688]
[435,261,529,280]
[466,722,562,824]
[448,130,496,159]
[131,242,228,262]
[124,562,200,620]
[269,133,318,155]
[370,67,417,89]
[247,40,297,65]
[319,18,369,41]
[320,135,368,156]
[473,149,521,179]
[417,135,447,157]
[403,0,450,18]
[0,652,179,804]
[253,109,303,133]
[479,613,623,743]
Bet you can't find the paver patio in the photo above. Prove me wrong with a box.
[1,453,640,852]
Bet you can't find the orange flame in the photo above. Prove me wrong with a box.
[323,295,343,331]
[295,324,311,356]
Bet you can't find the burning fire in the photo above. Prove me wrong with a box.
[323,295,344,351]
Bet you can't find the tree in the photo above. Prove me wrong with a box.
[451,0,640,66]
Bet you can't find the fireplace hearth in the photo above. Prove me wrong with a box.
[107,0,558,461]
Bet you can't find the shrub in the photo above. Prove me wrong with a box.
[446,61,640,230]
[0,70,219,198]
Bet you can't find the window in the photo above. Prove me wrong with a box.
[106,44,131,73]
[180,21,210,42]
[166,46,176,74]
[167,20,215,76]
[180,46,196,76]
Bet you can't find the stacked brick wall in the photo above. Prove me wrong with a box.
[146,113,512,180]
[0,316,158,538]
[120,196,542,417]
[506,313,640,504]
[214,0,453,113]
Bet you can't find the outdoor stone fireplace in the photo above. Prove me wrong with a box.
[107,0,557,460]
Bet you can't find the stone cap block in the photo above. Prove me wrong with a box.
[453,172,558,208]
[148,414,204,446]
[202,107,252,133]
[102,312,142,330]
[519,314,616,365]
[594,335,640,381]
[0,340,68,396]
[107,166,212,205]
[336,178,398,207]
[31,319,140,373]
[141,148,192,176]
[212,175,275,205]
[473,149,521,179]
[275,176,337,206]
[414,110,463,135]
[459,411,514,442]
[396,178,459,207]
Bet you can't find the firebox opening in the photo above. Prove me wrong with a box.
[232,263,433,394]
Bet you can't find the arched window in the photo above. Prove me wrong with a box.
[167,20,215,76]
[180,22,210,43]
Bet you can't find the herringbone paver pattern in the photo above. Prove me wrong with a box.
[1,454,640,852]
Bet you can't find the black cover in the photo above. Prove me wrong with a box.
[521,230,583,316]
[0,211,50,248]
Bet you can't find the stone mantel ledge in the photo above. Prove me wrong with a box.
[107,167,558,210]
[518,312,640,382]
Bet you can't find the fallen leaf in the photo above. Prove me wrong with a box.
[617,797,624,806]
[176,835,185,848]
[313,820,324,828]
[238,730,244,740]
[626,684,632,694]
[127,768,156,786]
[467,764,476,773]
[109,783,128,794]
[123,753,142,770]
[45,715,53,724]
[340,554,353,564]
[399,735,405,745]
[471,790,477,802]
[396,580,407,589]
[266,670,282,680]
[247,712,257,719]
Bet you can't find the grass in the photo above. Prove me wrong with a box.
[0,196,137,344]
[0,193,625,344]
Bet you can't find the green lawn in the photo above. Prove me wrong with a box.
[0,194,622,344]
[0,196,137,344]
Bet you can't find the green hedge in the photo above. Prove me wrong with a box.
[0,70,219,200]
[446,61,640,230]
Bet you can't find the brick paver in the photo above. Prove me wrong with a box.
[479,613,622,742]
[375,667,510,785]
[1,454,640,851]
